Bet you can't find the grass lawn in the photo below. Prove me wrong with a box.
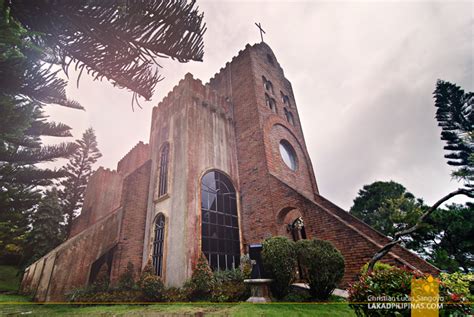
[0,265,355,316]
[0,265,21,292]
[0,293,356,316]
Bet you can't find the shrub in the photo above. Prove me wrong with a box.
[296,239,345,300]
[349,267,413,317]
[262,236,297,299]
[163,287,188,302]
[240,254,252,279]
[360,262,393,275]
[67,287,142,303]
[439,272,473,300]
[138,262,164,302]
[211,269,249,302]
[348,267,472,317]
[282,287,312,302]
[187,254,215,301]
[117,262,136,291]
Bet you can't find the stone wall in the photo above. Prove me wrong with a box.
[21,209,122,301]
[69,168,123,237]
[110,160,151,283]
[144,74,239,287]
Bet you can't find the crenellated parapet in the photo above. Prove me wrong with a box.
[152,72,234,127]
[117,141,150,176]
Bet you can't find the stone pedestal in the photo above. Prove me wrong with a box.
[244,278,273,303]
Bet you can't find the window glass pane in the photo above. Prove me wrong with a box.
[217,194,224,212]
[229,197,237,215]
[209,193,217,211]
[202,239,209,252]
[210,254,218,270]
[210,211,216,224]
[231,216,238,227]
[153,215,165,276]
[210,239,217,252]
[202,211,210,223]
[201,191,208,209]
[217,213,224,225]
[219,255,226,270]
[201,171,240,271]
[202,223,209,237]
[217,225,224,239]
[209,225,217,238]
[279,141,297,171]
[225,215,231,227]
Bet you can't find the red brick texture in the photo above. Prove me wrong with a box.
[208,42,438,286]
[110,160,151,283]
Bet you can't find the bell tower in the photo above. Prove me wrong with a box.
[208,43,319,245]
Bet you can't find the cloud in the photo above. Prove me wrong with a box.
[45,1,473,209]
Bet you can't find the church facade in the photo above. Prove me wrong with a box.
[21,43,438,301]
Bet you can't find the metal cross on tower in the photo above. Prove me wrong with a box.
[255,22,266,42]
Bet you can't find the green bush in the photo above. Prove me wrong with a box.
[163,286,188,302]
[348,267,472,317]
[138,262,164,302]
[117,262,136,291]
[186,254,215,301]
[68,287,142,303]
[262,236,297,299]
[296,239,345,300]
[439,272,473,300]
[282,287,312,302]
[349,267,413,317]
[360,262,393,275]
[211,269,249,302]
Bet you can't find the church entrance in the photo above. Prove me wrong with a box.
[287,217,307,281]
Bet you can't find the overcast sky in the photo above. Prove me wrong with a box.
[45,1,473,210]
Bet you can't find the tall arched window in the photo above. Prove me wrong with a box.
[201,170,240,270]
[152,214,165,276]
[158,143,169,197]
[284,108,295,126]
[265,93,277,113]
[262,76,274,94]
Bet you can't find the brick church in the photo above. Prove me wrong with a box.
[21,42,438,301]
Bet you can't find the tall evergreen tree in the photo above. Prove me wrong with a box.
[434,80,473,191]
[61,128,102,237]
[24,188,64,265]
[0,3,80,263]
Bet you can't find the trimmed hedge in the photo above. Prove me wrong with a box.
[262,236,297,299]
[296,239,345,300]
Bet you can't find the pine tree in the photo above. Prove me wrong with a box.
[60,128,102,237]
[24,188,64,265]
[0,5,80,263]
[434,80,473,190]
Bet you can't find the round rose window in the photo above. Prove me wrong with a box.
[279,140,297,171]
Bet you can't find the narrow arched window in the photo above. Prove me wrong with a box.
[265,94,277,113]
[262,76,274,94]
[201,171,240,271]
[284,108,295,126]
[152,214,165,276]
[158,143,169,197]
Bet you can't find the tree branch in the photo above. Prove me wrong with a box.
[367,188,474,274]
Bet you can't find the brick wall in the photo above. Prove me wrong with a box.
[110,160,151,283]
[117,141,150,176]
[22,209,122,301]
[69,167,123,237]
